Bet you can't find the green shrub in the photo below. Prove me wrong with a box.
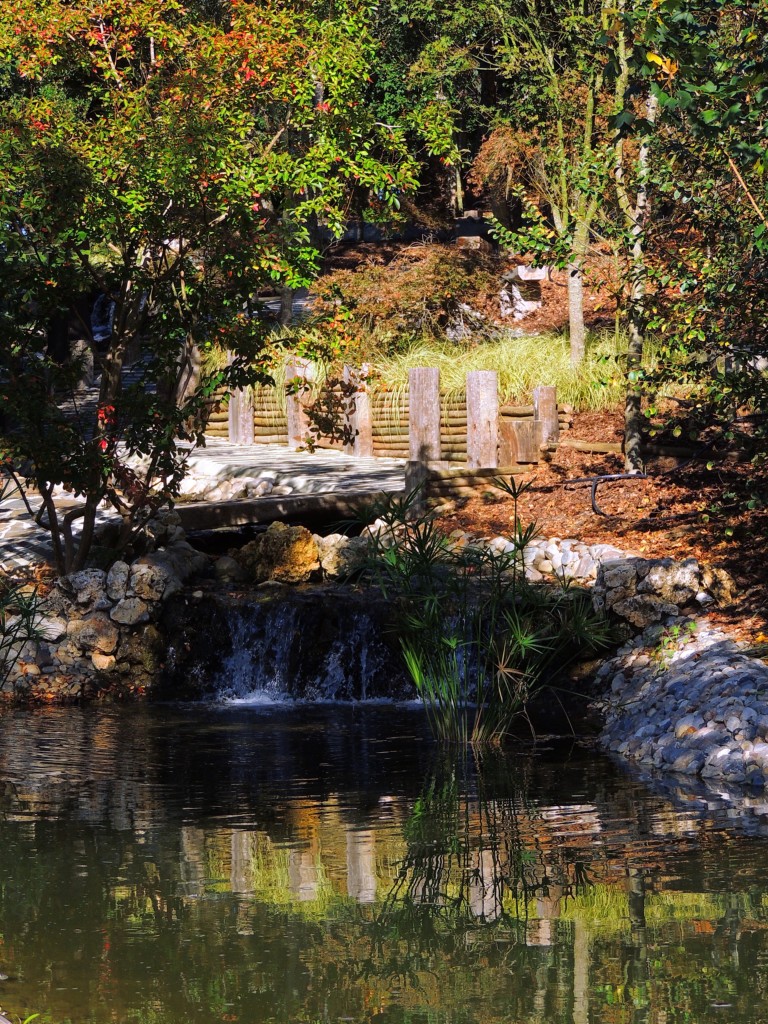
[313,245,502,356]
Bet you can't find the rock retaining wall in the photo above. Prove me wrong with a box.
[598,622,768,786]
[7,512,208,699]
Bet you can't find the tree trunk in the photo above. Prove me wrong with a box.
[568,220,589,365]
[279,286,294,327]
[624,265,646,474]
[567,261,586,365]
[622,93,659,472]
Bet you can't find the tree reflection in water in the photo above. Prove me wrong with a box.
[0,707,762,1023]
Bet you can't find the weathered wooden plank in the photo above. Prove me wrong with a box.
[285,357,316,450]
[559,438,622,454]
[426,463,527,480]
[466,370,499,469]
[498,419,542,464]
[533,385,559,445]
[228,386,255,445]
[409,368,441,462]
[344,364,374,458]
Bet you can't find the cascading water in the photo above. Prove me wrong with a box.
[216,602,301,703]
[159,585,414,703]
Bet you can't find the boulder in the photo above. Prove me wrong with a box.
[213,556,249,583]
[236,522,320,583]
[594,556,735,627]
[636,558,700,605]
[65,569,108,608]
[115,624,164,673]
[66,613,119,654]
[137,542,208,585]
[701,564,736,608]
[91,652,117,673]
[106,561,130,602]
[128,562,173,602]
[110,597,151,626]
[610,594,679,628]
[316,534,369,580]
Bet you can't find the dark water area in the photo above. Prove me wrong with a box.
[1,704,768,1024]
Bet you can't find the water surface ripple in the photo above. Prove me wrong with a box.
[0,704,766,1024]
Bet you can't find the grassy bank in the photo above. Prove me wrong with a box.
[368,330,655,409]
[205,328,659,413]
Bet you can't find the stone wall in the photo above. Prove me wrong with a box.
[7,514,207,700]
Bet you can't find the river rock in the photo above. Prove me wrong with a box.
[236,522,320,584]
[600,621,768,788]
[37,616,68,642]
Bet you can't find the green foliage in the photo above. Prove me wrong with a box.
[651,619,697,672]
[0,580,41,691]
[0,0,424,573]
[621,0,768,479]
[365,481,617,746]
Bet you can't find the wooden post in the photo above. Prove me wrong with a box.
[227,353,254,445]
[285,356,316,449]
[344,364,374,458]
[404,459,430,515]
[533,385,559,445]
[409,367,441,462]
[466,370,499,469]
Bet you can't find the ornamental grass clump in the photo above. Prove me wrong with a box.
[366,479,616,746]
[0,579,41,690]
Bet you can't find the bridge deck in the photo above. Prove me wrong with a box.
[0,441,407,571]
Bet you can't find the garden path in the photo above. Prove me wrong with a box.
[0,442,406,571]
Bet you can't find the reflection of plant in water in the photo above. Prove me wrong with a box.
[366,753,595,990]
[366,482,618,745]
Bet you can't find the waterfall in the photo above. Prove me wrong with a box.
[159,586,414,703]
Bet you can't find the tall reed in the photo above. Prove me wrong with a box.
[366,480,617,746]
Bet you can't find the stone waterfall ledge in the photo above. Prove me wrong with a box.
[4,507,758,769]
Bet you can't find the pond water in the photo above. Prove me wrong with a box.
[1,703,768,1024]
